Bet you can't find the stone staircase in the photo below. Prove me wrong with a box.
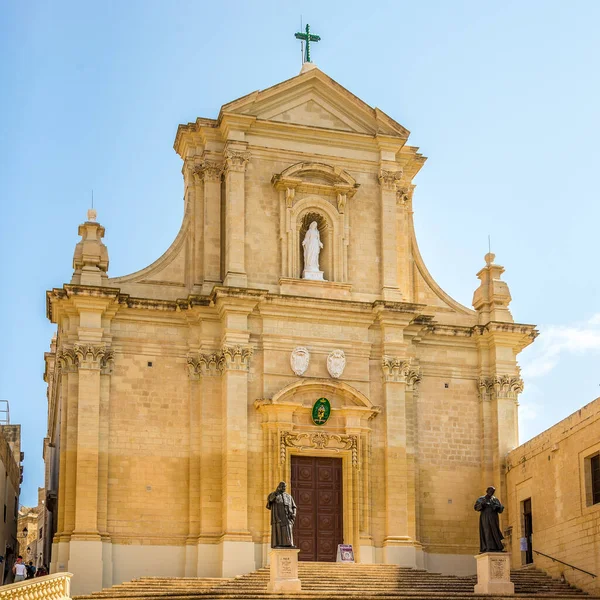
[76,562,595,600]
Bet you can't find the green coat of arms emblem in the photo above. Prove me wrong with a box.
[312,397,331,426]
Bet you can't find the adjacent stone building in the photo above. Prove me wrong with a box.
[506,397,600,595]
[17,505,39,566]
[44,65,537,594]
[0,420,23,584]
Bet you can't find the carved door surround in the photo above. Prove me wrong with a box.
[255,379,380,564]
[272,162,358,282]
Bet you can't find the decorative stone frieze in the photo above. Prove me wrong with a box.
[378,169,403,191]
[381,357,421,388]
[280,431,358,468]
[224,149,251,173]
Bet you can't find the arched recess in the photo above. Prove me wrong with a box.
[273,162,359,283]
[286,195,347,282]
[254,379,380,564]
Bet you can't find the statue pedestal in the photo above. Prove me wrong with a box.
[302,270,325,281]
[267,548,301,593]
[474,553,514,595]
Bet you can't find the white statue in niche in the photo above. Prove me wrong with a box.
[302,221,325,281]
[290,346,310,376]
[327,349,346,379]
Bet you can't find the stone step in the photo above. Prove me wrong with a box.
[75,563,595,600]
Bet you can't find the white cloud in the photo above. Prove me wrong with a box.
[521,318,600,379]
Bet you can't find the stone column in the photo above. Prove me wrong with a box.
[378,169,403,302]
[196,160,223,294]
[223,144,250,288]
[219,345,254,576]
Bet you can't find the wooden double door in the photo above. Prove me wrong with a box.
[291,456,343,562]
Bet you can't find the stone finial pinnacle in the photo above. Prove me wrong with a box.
[472,253,513,325]
[71,213,109,287]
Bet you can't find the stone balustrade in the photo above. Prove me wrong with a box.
[0,573,73,600]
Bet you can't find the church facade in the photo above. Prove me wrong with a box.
[44,65,537,594]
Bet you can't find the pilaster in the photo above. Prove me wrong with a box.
[72,344,113,539]
[378,169,403,301]
[219,344,253,538]
[478,373,524,502]
[185,354,207,575]
[195,158,223,294]
[381,357,421,551]
[223,142,250,288]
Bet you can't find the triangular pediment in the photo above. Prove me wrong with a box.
[220,67,409,138]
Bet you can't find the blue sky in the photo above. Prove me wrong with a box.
[1,1,599,506]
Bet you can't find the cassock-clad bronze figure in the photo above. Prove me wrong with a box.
[474,486,505,552]
[266,482,297,548]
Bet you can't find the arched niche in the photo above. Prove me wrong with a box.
[273,161,358,283]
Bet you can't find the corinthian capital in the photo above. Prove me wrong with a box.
[57,348,78,374]
[194,160,223,182]
[479,374,524,401]
[218,345,253,372]
[396,185,414,209]
[72,344,114,371]
[224,149,251,174]
[187,353,221,379]
[378,169,403,192]
[493,375,524,399]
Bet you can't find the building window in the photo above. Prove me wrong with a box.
[39,527,43,540]
[3,504,6,523]
[592,454,600,505]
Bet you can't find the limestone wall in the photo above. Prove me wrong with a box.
[506,397,600,594]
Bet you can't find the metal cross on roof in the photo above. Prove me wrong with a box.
[295,24,321,64]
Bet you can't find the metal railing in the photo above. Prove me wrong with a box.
[534,550,596,579]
